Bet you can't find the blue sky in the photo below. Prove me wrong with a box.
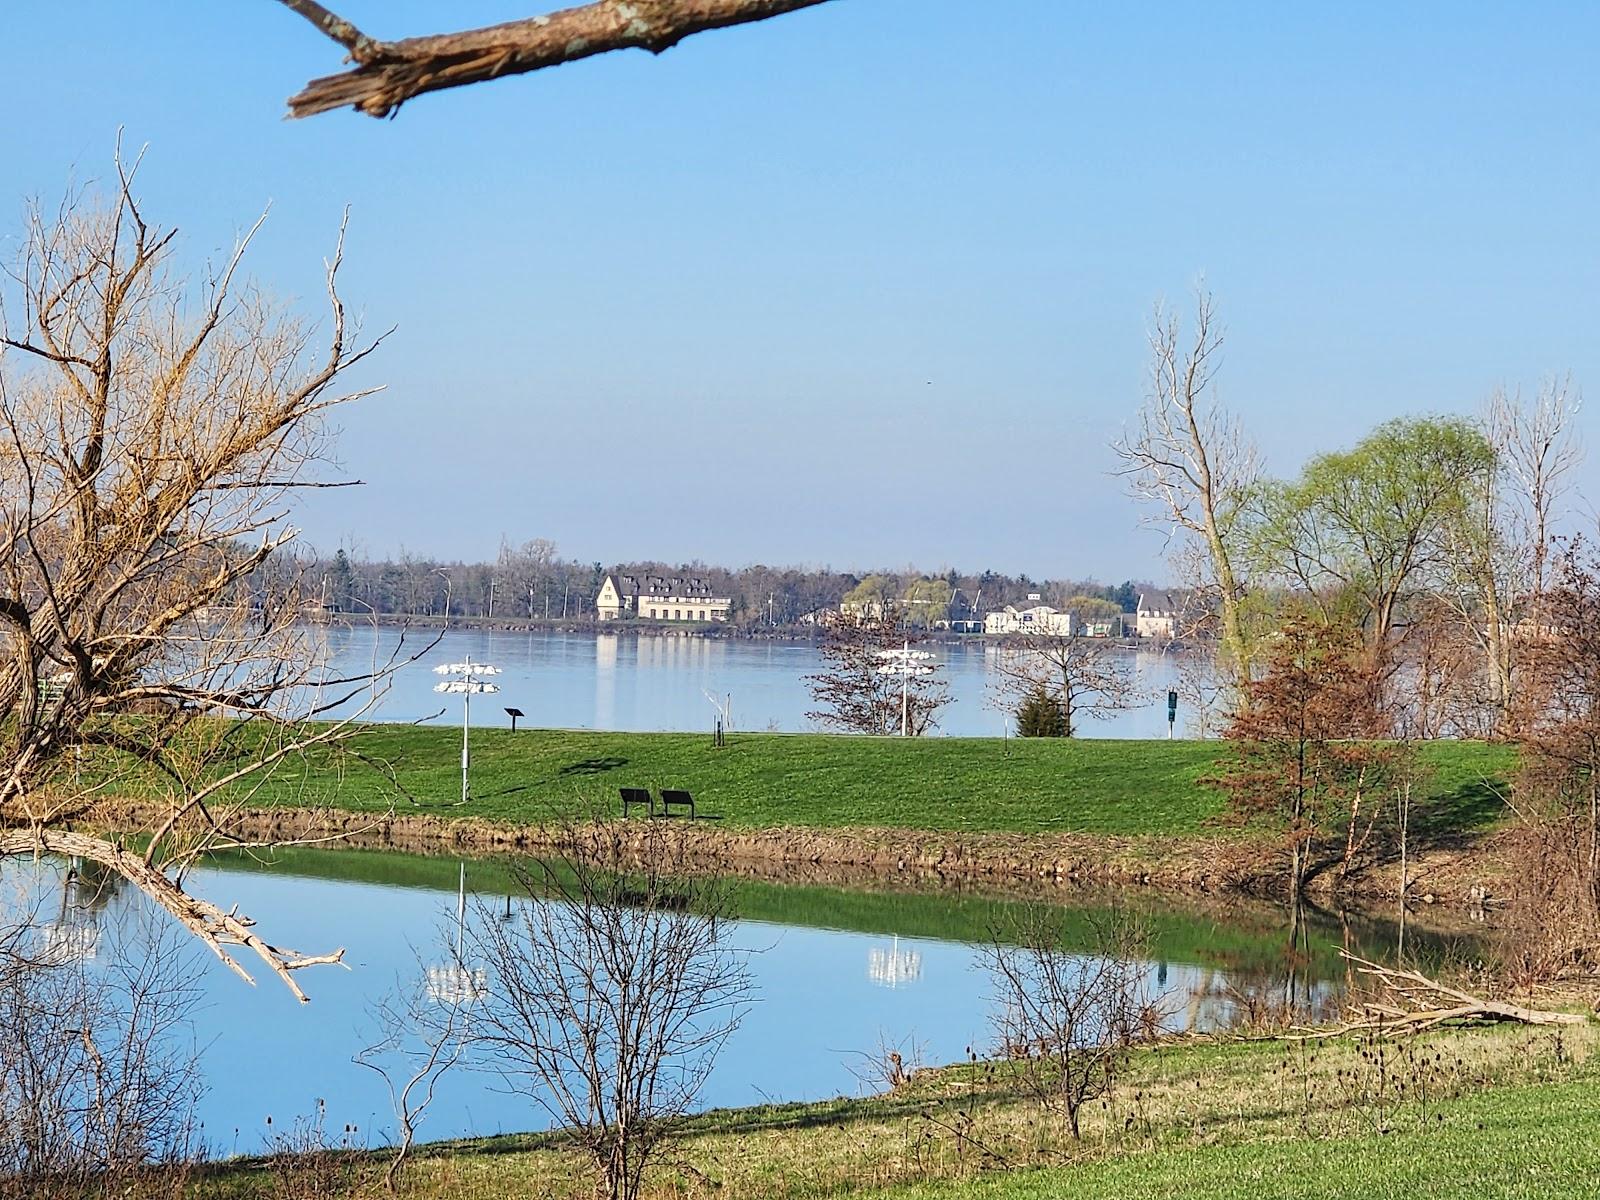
[2,1,1596,581]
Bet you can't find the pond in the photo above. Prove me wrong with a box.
[2,848,1469,1155]
[308,626,1196,738]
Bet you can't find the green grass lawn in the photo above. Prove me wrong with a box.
[202,1023,1599,1200]
[182,727,1515,840]
[863,1077,1600,1200]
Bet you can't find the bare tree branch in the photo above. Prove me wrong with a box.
[278,0,836,119]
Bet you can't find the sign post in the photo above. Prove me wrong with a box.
[1166,689,1178,739]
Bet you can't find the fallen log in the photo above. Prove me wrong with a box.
[1337,951,1588,1031]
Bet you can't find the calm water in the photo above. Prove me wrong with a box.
[4,849,1449,1153]
[309,626,1192,737]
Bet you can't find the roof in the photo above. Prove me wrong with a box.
[611,574,726,599]
[1137,590,1185,615]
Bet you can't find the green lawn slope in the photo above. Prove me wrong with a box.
[204,728,1514,840]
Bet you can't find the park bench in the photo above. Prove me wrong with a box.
[619,786,653,817]
[657,789,696,820]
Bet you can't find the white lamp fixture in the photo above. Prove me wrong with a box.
[433,656,501,805]
[874,641,935,736]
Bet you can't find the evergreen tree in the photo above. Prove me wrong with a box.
[1016,687,1068,737]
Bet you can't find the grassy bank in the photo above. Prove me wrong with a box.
[172,728,1514,840]
[205,1022,1597,1200]
[863,1077,1600,1200]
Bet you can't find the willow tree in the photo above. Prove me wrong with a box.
[1250,415,1496,678]
[0,154,390,1001]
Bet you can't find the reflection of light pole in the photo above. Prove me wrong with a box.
[45,859,100,963]
[425,864,487,1005]
[433,657,501,804]
[867,935,923,988]
[875,641,935,736]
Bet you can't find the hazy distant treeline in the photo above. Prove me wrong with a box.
[259,538,1157,628]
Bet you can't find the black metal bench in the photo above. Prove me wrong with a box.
[658,789,696,819]
[620,786,653,817]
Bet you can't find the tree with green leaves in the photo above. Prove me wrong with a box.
[1251,415,1496,670]
[901,578,953,628]
[326,548,355,611]
[841,574,896,622]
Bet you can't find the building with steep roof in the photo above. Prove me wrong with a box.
[595,574,732,623]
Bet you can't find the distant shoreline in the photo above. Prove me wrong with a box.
[301,611,1179,650]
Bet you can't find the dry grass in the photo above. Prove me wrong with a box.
[188,1022,1597,1200]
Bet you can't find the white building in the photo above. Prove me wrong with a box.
[596,574,732,623]
[984,604,1074,637]
[1135,591,1184,639]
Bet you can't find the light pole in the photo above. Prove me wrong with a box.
[433,656,501,804]
[875,641,935,736]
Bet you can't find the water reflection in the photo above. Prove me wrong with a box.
[867,935,923,988]
[1,846,1484,1152]
[39,858,122,964]
[594,633,618,729]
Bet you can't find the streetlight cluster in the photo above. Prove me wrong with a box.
[874,642,935,737]
[433,657,501,805]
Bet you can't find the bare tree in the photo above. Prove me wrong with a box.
[1168,639,1230,738]
[805,612,951,736]
[1446,381,1585,730]
[355,950,476,1193]
[0,151,398,1000]
[276,0,836,118]
[1494,379,1585,606]
[1114,292,1259,710]
[0,886,204,1195]
[1512,540,1600,941]
[980,907,1152,1140]
[989,632,1137,738]
[467,819,754,1200]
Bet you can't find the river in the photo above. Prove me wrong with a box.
[308,626,1194,737]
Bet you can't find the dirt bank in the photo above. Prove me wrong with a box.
[92,801,1510,908]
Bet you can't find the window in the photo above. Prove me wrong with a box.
[648,608,657,619]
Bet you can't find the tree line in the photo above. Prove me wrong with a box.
[277,541,1158,631]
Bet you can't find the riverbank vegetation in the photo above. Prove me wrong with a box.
[169,1022,1600,1200]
